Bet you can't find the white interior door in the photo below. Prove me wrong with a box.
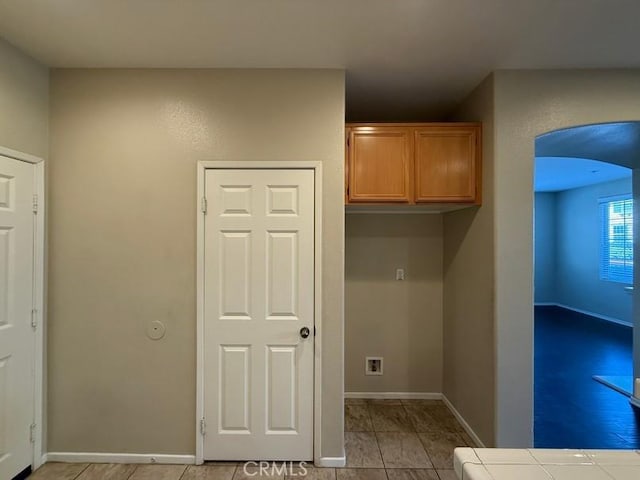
[0,155,35,479]
[203,168,315,461]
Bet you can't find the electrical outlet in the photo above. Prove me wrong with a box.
[396,268,405,280]
[366,357,383,375]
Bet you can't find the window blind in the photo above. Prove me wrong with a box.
[600,195,633,284]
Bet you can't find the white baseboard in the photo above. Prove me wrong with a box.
[45,452,196,464]
[45,452,339,467]
[533,302,556,306]
[315,456,346,467]
[344,392,442,400]
[442,395,486,448]
[535,303,632,328]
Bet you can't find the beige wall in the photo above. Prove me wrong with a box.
[345,214,443,393]
[48,69,345,456]
[0,37,48,158]
[493,69,640,446]
[444,75,496,446]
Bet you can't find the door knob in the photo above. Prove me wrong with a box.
[300,326,310,339]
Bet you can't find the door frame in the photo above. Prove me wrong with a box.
[0,145,46,470]
[195,161,323,465]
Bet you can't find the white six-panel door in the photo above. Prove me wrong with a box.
[0,155,35,479]
[203,169,315,460]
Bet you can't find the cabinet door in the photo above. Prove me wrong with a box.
[348,127,412,203]
[414,126,479,203]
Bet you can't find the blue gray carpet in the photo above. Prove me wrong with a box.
[534,305,640,448]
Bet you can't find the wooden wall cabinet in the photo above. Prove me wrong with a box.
[414,126,479,203]
[347,127,412,202]
[346,123,481,206]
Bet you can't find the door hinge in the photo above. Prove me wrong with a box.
[32,194,38,214]
[31,308,37,330]
[29,423,36,443]
[201,197,208,215]
[200,418,206,436]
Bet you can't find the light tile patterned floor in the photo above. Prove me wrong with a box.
[28,400,470,479]
[343,399,471,478]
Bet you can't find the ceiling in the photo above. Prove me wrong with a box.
[534,157,631,193]
[536,122,640,170]
[534,122,639,192]
[2,1,640,120]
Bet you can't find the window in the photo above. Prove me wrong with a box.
[600,195,633,284]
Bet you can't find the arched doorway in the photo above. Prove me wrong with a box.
[534,122,639,448]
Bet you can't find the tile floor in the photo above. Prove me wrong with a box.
[28,399,470,480]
